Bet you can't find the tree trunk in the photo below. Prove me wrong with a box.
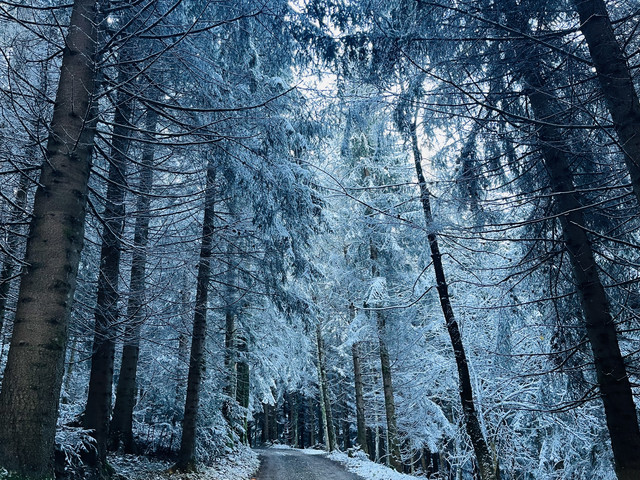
[173,160,216,472]
[409,120,497,480]
[222,302,237,429]
[316,323,336,451]
[352,342,368,454]
[109,105,157,453]
[236,330,250,445]
[573,0,640,207]
[84,51,135,468]
[377,315,402,471]
[308,397,316,446]
[262,403,270,444]
[0,0,99,476]
[523,63,640,480]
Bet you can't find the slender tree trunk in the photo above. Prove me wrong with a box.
[409,120,497,480]
[0,0,99,476]
[0,173,30,334]
[573,0,640,207]
[84,52,135,468]
[316,323,336,451]
[109,105,157,453]
[522,64,640,480]
[352,341,368,454]
[235,330,250,445]
[222,295,237,430]
[377,315,402,471]
[173,160,216,472]
[308,397,316,446]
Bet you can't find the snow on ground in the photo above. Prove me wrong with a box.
[301,448,421,479]
[110,447,259,480]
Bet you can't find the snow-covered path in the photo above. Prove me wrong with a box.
[254,448,365,480]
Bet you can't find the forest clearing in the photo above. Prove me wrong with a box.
[1,0,640,479]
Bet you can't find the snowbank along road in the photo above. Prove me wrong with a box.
[254,448,365,480]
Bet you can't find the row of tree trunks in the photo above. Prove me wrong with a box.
[83,47,135,469]
[408,115,497,480]
[0,0,100,476]
[109,104,157,453]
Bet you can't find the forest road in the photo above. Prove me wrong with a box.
[254,448,365,480]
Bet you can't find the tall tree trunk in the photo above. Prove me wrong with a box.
[109,105,157,453]
[409,119,497,480]
[84,53,135,468]
[173,159,216,471]
[0,0,99,476]
[522,63,640,480]
[352,341,368,455]
[573,0,640,206]
[316,322,336,451]
[0,172,30,335]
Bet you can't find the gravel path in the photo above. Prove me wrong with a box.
[254,448,365,480]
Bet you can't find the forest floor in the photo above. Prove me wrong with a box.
[109,447,259,480]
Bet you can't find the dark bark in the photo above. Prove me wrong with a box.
[0,0,99,476]
[109,105,157,453]
[573,0,640,207]
[84,50,135,467]
[522,63,640,480]
[173,160,216,472]
[409,120,497,480]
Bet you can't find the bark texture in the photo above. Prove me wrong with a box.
[173,160,216,471]
[410,120,497,480]
[110,105,157,453]
[0,0,99,476]
[573,0,640,207]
